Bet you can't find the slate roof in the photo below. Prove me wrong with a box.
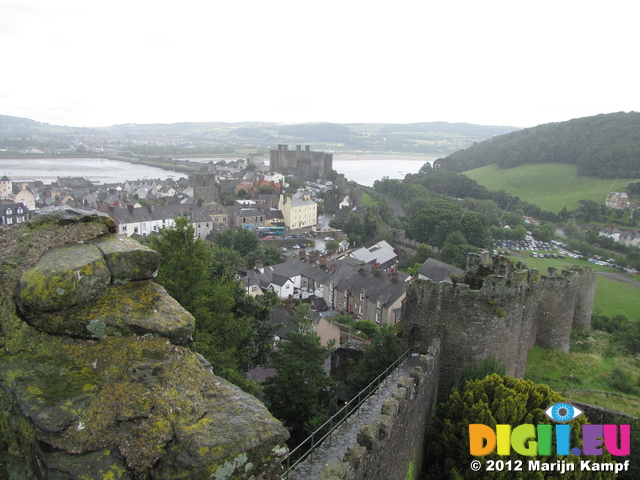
[417,258,463,282]
[349,240,397,266]
[108,204,212,224]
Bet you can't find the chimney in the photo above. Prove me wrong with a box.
[127,204,134,214]
[299,248,306,259]
[237,262,247,275]
[108,206,115,214]
[147,205,153,214]
[389,268,399,282]
[254,259,264,271]
[305,145,311,152]
[309,251,317,263]
[197,197,203,207]
[319,256,327,268]
[356,261,365,272]
[330,262,338,273]
[296,145,302,152]
[373,262,381,276]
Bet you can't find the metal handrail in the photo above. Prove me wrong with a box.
[281,344,419,479]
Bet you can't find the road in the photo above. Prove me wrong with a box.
[598,271,640,288]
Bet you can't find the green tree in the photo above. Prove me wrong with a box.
[325,239,340,252]
[563,218,585,241]
[262,304,335,438]
[346,325,401,397]
[147,216,211,311]
[426,374,615,479]
[215,227,260,256]
[149,218,276,394]
[343,213,365,238]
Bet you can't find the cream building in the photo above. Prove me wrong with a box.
[278,190,317,230]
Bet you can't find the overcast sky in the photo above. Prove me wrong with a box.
[2,0,638,129]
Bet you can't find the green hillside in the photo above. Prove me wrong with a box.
[437,111,640,178]
[464,163,639,212]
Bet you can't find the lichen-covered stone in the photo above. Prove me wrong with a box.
[39,447,132,480]
[17,243,111,313]
[0,213,289,479]
[91,234,161,283]
[23,282,195,344]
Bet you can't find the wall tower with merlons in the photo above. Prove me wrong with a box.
[401,252,597,399]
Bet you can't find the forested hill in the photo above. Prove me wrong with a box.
[434,112,640,179]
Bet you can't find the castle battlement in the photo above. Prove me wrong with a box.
[403,253,597,399]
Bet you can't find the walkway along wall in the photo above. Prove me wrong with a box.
[317,339,442,480]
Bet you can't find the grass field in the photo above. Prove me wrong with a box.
[361,192,378,206]
[526,343,640,416]
[464,163,639,213]
[593,275,640,320]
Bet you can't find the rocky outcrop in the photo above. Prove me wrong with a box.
[0,208,288,479]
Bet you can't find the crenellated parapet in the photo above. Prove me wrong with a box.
[402,253,597,399]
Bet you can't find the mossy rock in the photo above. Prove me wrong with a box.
[90,234,161,283]
[29,207,117,232]
[23,282,195,345]
[38,447,132,479]
[17,243,111,313]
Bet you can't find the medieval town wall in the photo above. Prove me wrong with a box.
[402,253,597,399]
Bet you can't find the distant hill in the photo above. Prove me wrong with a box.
[0,114,517,156]
[435,112,640,179]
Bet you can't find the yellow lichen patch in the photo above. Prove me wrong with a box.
[26,385,44,397]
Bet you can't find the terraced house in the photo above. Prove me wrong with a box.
[108,204,213,240]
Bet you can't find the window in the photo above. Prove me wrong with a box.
[359,292,364,301]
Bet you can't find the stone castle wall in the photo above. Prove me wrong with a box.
[315,254,598,480]
[269,144,333,179]
[402,253,597,399]
[318,340,442,480]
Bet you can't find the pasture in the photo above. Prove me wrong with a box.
[464,163,638,213]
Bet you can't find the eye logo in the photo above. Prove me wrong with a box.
[545,402,584,422]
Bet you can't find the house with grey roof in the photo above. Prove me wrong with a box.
[252,254,410,326]
[347,240,398,270]
[417,258,463,282]
[0,202,30,226]
[108,204,214,240]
